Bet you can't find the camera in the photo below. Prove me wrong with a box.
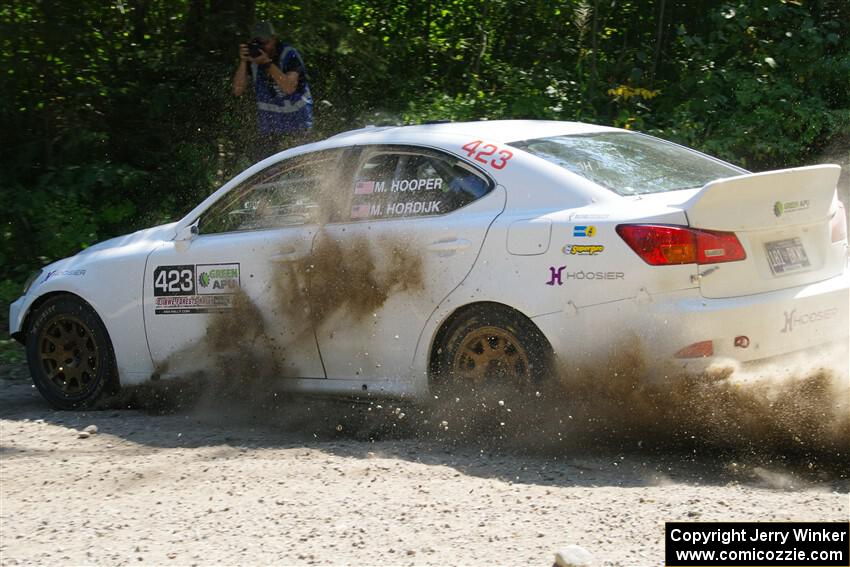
[248,39,263,58]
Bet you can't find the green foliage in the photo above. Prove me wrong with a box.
[0,338,24,364]
[661,0,850,168]
[1,0,848,294]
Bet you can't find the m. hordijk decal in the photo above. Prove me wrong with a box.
[154,263,240,314]
[384,200,442,216]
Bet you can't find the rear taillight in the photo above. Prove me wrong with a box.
[830,201,847,243]
[674,340,714,358]
[616,224,746,266]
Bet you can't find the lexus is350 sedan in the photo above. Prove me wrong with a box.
[9,120,849,409]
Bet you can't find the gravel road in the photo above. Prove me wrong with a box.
[1,355,848,566]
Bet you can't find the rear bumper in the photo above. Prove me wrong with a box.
[659,270,848,372]
[534,270,849,375]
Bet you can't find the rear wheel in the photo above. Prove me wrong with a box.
[433,306,552,393]
[25,296,116,410]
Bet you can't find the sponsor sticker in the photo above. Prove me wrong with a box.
[153,263,240,314]
[780,307,838,333]
[570,213,610,221]
[196,263,240,295]
[546,265,623,285]
[563,244,604,255]
[573,225,597,238]
[154,295,236,315]
[774,199,810,217]
[43,269,87,282]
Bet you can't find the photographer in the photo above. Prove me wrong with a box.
[232,21,313,160]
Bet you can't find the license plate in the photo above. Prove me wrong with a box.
[765,237,810,275]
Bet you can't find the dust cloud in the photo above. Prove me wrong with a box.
[419,338,849,480]
[122,323,849,481]
[277,231,423,325]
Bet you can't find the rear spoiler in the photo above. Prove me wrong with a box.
[683,164,840,231]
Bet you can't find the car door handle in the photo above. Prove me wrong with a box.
[270,248,305,262]
[426,238,472,253]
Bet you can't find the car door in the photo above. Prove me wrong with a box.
[311,145,506,381]
[143,149,346,380]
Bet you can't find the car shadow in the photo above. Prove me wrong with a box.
[2,373,847,492]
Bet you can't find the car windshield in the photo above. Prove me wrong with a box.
[509,132,744,195]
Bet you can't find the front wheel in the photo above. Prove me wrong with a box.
[25,295,116,410]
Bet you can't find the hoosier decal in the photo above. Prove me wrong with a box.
[546,265,624,286]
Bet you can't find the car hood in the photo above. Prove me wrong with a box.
[75,222,179,256]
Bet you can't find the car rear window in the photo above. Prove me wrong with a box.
[509,132,744,195]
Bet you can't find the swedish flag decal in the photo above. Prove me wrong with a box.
[573,225,597,237]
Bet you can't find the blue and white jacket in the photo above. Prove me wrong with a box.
[251,43,313,134]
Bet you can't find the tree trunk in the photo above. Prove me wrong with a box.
[651,0,667,86]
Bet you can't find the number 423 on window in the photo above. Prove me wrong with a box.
[461,140,513,170]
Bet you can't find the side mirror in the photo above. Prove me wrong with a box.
[176,220,200,242]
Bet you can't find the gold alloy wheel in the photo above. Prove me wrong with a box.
[37,315,100,396]
[451,325,532,385]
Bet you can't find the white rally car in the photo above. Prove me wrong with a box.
[9,120,849,409]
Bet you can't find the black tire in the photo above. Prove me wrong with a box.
[432,305,552,394]
[25,295,116,410]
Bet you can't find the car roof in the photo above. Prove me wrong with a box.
[321,120,621,148]
[179,120,624,230]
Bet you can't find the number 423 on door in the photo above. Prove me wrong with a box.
[461,140,513,170]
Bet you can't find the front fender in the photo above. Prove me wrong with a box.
[12,245,159,380]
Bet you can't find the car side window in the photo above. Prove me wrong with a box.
[346,148,492,221]
[199,151,341,234]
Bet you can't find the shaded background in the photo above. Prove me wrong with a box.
[1,0,848,303]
